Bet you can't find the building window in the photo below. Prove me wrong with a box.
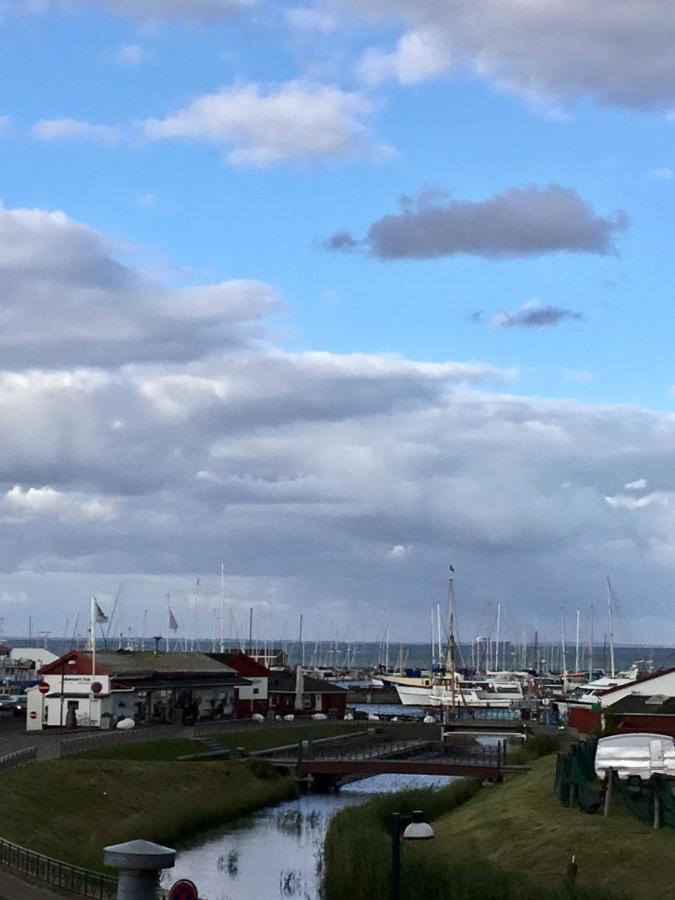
[253,688,259,694]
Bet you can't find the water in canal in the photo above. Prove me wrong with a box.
[165,774,457,900]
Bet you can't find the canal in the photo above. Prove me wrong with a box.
[165,773,457,900]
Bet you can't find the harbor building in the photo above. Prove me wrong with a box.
[268,669,347,717]
[209,652,270,717]
[26,649,249,730]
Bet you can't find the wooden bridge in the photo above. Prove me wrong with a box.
[257,736,511,786]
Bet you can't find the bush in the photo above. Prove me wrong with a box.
[245,757,281,780]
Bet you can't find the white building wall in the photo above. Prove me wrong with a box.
[601,671,675,708]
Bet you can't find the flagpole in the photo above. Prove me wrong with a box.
[91,597,96,677]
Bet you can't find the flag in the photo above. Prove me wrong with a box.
[94,600,108,624]
[168,607,178,632]
[449,564,455,573]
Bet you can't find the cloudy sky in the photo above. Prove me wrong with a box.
[0,1,674,647]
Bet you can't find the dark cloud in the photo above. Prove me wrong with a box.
[322,230,360,252]
[352,1,675,110]
[492,304,583,329]
[325,186,628,261]
[1,205,675,644]
[0,207,280,368]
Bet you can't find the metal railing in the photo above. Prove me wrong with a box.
[0,839,118,898]
[61,725,183,758]
[0,746,37,773]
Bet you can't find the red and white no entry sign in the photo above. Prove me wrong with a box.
[29,711,37,720]
[38,682,50,695]
[168,879,198,900]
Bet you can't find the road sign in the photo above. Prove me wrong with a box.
[29,711,37,720]
[38,682,50,695]
[168,879,198,900]
[91,681,103,695]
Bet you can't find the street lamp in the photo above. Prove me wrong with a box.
[60,658,77,728]
[390,809,434,900]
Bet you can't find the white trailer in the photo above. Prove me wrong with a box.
[595,733,675,783]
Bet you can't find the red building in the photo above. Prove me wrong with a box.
[209,652,270,717]
[268,670,347,718]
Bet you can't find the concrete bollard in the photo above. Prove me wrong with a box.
[104,839,176,900]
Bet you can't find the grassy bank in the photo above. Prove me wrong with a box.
[79,738,203,761]
[205,723,357,753]
[419,755,675,899]
[323,779,482,900]
[323,751,646,900]
[0,757,297,872]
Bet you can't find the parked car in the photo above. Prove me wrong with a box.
[0,695,27,717]
[595,732,675,783]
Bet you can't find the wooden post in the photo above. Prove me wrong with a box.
[653,787,661,830]
[603,768,613,818]
[568,782,577,809]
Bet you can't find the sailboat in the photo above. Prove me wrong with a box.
[393,571,524,709]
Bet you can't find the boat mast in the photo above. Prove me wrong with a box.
[574,609,580,673]
[606,576,616,677]
[560,606,567,691]
[494,602,501,672]
[430,608,436,669]
[436,604,442,670]
[588,604,594,682]
[219,563,226,654]
[445,570,457,714]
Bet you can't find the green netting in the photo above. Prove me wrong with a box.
[553,740,601,813]
[621,776,675,829]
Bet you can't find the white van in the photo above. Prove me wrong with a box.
[595,733,675,782]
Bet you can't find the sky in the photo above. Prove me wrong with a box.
[1,0,675,648]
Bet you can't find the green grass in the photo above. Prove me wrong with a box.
[79,738,203,761]
[0,758,297,872]
[206,723,356,753]
[418,755,675,899]
[324,760,632,900]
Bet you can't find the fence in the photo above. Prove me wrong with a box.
[61,724,183,758]
[0,839,118,899]
[0,746,37,774]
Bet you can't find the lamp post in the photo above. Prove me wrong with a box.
[60,658,76,728]
[390,809,434,900]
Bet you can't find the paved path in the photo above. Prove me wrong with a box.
[0,867,63,899]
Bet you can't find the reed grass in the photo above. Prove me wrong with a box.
[323,774,629,900]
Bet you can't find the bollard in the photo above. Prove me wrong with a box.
[104,839,176,900]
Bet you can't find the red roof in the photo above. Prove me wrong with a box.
[38,650,112,677]
[222,653,270,678]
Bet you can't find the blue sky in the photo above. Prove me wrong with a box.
[1,1,675,644]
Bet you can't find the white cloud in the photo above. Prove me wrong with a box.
[138,192,156,208]
[349,1,675,110]
[285,6,338,34]
[648,167,673,180]
[625,478,648,490]
[562,369,593,384]
[358,28,452,85]
[32,118,119,144]
[144,80,379,167]
[605,491,668,510]
[0,116,11,136]
[12,0,256,20]
[4,205,675,640]
[116,43,145,66]
[2,485,119,523]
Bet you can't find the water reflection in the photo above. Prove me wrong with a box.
[166,774,457,900]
